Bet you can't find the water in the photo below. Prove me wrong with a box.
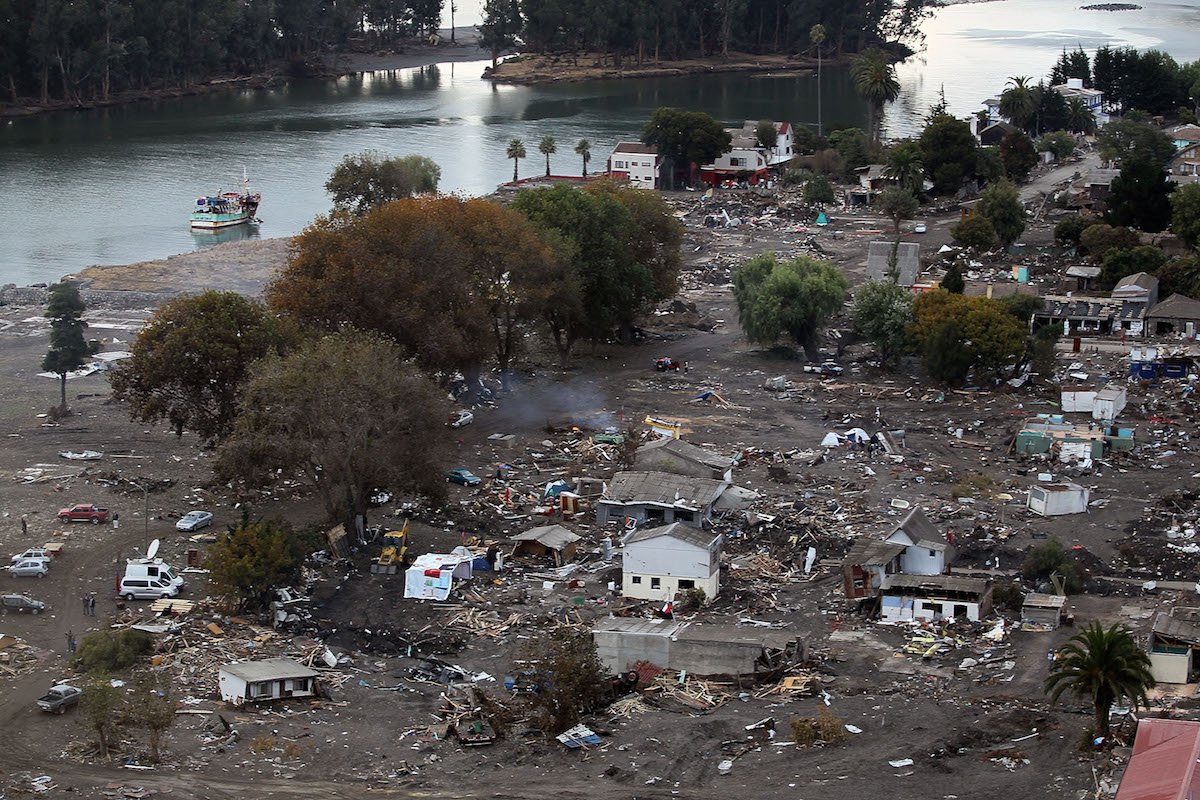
[2,0,1198,286]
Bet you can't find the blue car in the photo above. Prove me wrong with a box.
[446,468,482,487]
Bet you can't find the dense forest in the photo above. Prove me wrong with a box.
[0,0,444,106]
[488,0,932,66]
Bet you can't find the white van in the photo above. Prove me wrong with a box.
[120,540,184,592]
[117,576,179,600]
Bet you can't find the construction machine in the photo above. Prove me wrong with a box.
[370,519,413,574]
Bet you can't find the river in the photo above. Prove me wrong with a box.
[1,0,1198,287]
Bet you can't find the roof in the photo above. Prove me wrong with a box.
[1066,265,1102,279]
[510,524,581,550]
[1089,168,1121,187]
[1038,296,1124,321]
[1114,272,1159,294]
[1152,611,1200,645]
[220,657,318,683]
[602,471,727,509]
[866,241,920,286]
[1148,294,1200,321]
[612,141,658,156]
[1037,482,1087,493]
[1022,592,1067,610]
[636,437,729,471]
[880,573,990,595]
[624,522,720,550]
[887,507,944,550]
[842,537,906,567]
[1115,718,1200,800]
[1170,124,1200,143]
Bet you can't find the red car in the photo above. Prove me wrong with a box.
[655,357,681,372]
[57,504,110,524]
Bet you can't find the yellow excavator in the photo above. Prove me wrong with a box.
[371,519,413,575]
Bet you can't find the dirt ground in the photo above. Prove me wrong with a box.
[3,164,1200,799]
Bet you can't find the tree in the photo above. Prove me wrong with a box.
[1022,538,1083,593]
[999,76,1037,131]
[215,332,449,528]
[804,175,835,204]
[951,213,999,251]
[1045,621,1155,740]
[1002,293,1045,324]
[1157,254,1200,299]
[1170,182,1200,248]
[641,107,732,188]
[1065,98,1096,135]
[203,515,306,612]
[885,140,925,196]
[129,675,176,764]
[1050,48,1091,87]
[1080,223,1140,261]
[810,24,826,136]
[1039,131,1078,161]
[507,138,527,182]
[75,629,154,674]
[850,48,900,144]
[574,139,592,177]
[1107,158,1174,233]
[479,0,522,68]
[875,187,918,234]
[538,135,557,177]
[525,628,606,732]
[976,179,1026,247]
[325,152,441,215]
[999,130,1038,181]
[80,674,123,759]
[1097,116,1176,168]
[1054,214,1092,246]
[828,128,871,177]
[755,119,778,150]
[1101,245,1168,288]
[852,281,913,366]
[109,292,296,445]
[923,318,974,384]
[42,282,94,411]
[919,114,978,195]
[941,262,964,294]
[911,292,1026,383]
[1030,321,1062,381]
[732,253,848,359]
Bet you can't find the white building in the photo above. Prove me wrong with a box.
[879,574,993,623]
[1052,78,1108,128]
[701,120,795,185]
[218,658,319,706]
[1027,482,1090,516]
[607,142,661,189]
[621,522,720,603]
[884,507,951,576]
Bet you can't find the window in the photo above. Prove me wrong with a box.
[921,602,939,613]
[730,157,744,167]
[676,510,695,523]
[631,576,642,584]
[679,579,695,589]
[650,577,661,589]
[928,549,937,557]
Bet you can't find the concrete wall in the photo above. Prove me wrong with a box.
[592,620,797,676]
[623,570,719,603]
[1150,650,1191,684]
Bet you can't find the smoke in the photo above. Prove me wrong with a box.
[490,375,619,432]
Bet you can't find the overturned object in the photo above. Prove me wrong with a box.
[404,547,475,600]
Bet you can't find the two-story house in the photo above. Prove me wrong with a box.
[1052,78,1108,127]
[621,522,721,602]
[700,120,795,186]
[606,142,662,189]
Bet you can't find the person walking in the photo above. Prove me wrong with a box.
[112,512,120,530]
[82,594,89,614]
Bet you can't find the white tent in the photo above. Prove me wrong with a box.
[820,432,841,447]
[403,546,474,600]
[845,427,870,443]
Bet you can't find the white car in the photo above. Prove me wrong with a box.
[175,511,214,532]
[447,410,474,428]
[914,222,927,234]
[10,548,51,564]
[9,559,49,578]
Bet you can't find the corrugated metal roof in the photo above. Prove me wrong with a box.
[603,471,726,508]
[625,522,719,550]
[510,525,581,550]
[1152,611,1200,645]
[1149,294,1200,321]
[220,657,318,683]
[1116,718,1200,800]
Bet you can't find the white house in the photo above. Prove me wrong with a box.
[218,658,319,706]
[1052,78,1108,128]
[1027,482,1090,516]
[879,574,993,623]
[700,120,794,185]
[607,142,661,189]
[884,507,952,576]
[621,522,721,603]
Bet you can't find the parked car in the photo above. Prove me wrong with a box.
[37,684,81,714]
[9,559,49,578]
[914,222,928,234]
[117,576,179,601]
[1,593,45,614]
[57,504,110,524]
[446,468,482,487]
[447,410,475,428]
[10,548,51,564]
[175,510,214,532]
[802,361,844,377]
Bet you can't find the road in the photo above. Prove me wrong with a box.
[1019,150,1102,205]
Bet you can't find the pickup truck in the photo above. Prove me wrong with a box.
[37,684,81,714]
[57,504,110,524]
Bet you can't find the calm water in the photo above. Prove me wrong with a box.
[2,0,1199,286]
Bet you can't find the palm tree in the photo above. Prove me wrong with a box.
[1065,96,1096,135]
[506,138,527,183]
[538,135,557,177]
[1045,621,1155,740]
[1000,76,1037,132]
[575,139,592,177]
[885,142,925,196]
[850,48,900,144]
[811,24,826,136]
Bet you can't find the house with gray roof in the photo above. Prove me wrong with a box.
[596,470,729,529]
[1147,294,1200,337]
[635,437,731,480]
[218,658,319,706]
[621,522,721,602]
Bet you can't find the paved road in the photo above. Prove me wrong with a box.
[1019,150,1101,205]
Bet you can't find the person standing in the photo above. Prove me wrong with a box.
[112,512,119,530]
[21,515,28,536]
[82,594,89,614]
[66,630,76,653]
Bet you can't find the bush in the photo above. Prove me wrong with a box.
[790,707,848,747]
[992,580,1026,611]
[1054,214,1091,246]
[1079,224,1139,261]
[804,175,836,204]
[951,213,999,250]
[74,629,155,674]
[679,587,707,611]
[1021,538,1084,594]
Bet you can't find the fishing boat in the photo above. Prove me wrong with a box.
[190,173,261,230]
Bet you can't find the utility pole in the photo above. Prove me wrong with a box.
[450,2,457,44]
[811,24,826,137]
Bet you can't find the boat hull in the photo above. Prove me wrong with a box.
[190,213,250,229]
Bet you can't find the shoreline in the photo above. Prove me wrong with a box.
[484,50,843,86]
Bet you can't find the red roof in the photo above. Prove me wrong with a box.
[1116,719,1200,800]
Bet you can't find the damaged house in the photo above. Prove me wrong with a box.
[1014,415,1134,461]
[509,524,580,566]
[218,658,319,706]
[842,507,952,600]
[596,470,729,528]
[880,574,993,623]
[621,522,721,602]
[635,437,731,479]
[592,617,803,678]
[1149,609,1200,684]
[1027,482,1090,517]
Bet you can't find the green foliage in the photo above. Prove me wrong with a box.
[732,253,848,356]
[1097,116,1177,168]
[1000,76,1037,132]
[1101,245,1168,288]
[109,291,297,445]
[42,282,95,410]
[506,138,527,182]
[940,262,965,294]
[1045,621,1155,739]
[875,187,919,233]
[999,130,1038,181]
[885,140,926,195]
[1079,224,1140,261]
[1107,158,1175,233]
[480,0,523,66]
[976,179,1026,246]
[803,175,836,204]
[923,319,973,384]
[1030,321,1063,379]
[1156,255,1200,299]
[203,515,304,612]
[1001,293,1044,323]
[1066,98,1096,135]
[755,120,779,149]
[991,581,1026,611]
[325,152,440,215]
[1039,131,1078,161]
[526,628,606,732]
[1094,46,1191,117]
[1050,48,1091,87]
[538,135,557,176]
[641,107,732,186]
[1022,539,1084,593]
[1170,183,1200,248]
[74,629,155,674]
[852,281,913,366]
[919,114,978,195]
[1054,214,1092,246]
[80,674,124,759]
[574,139,592,177]
[827,128,871,176]
[851,48,900,143]
[975,146,1006,184]
[951,213,999,251]
[912,292,1027,384]
[215,332,450,525]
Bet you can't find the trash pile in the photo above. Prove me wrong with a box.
[0,634,44,678]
